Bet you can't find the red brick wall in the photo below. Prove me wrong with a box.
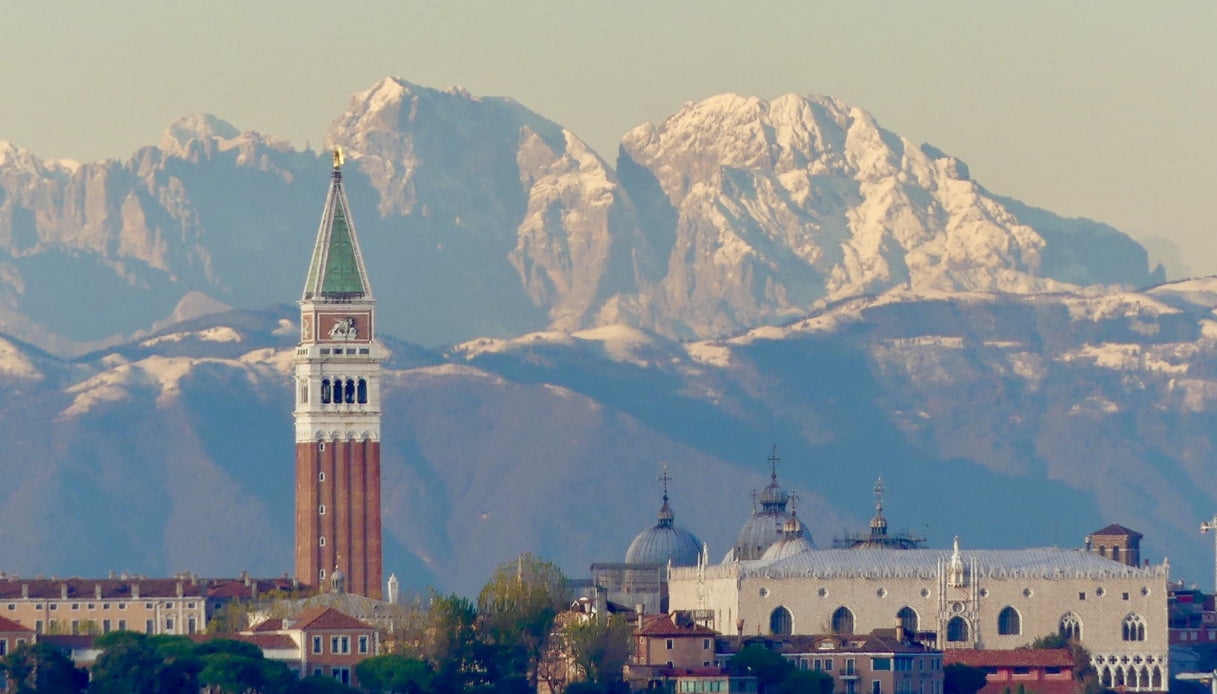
[295,440,382,599]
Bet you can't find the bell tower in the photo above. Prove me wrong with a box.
[294,149,384,598]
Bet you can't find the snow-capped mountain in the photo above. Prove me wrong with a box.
[618,93,1158,337]
[0,78,1160,353]
[2,278,1215,594]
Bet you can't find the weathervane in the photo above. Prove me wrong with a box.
[332,146,344,170]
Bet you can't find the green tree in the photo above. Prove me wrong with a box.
[89,634,162,694]
[296,674,362,693]
[476,553,568,686]
[730,644,794,693]
[426,592,479,664]
[1026,633,1105,694]
[775,670,834,694]
[944,663,988,694]
[356,654,435,694]
[0,641,87,694]
[563,615,633,685]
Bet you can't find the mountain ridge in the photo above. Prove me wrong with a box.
[0,77,1161,356]
[2,277,1215,594]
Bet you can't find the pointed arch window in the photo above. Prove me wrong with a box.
[897,607,918,634]
[321,379,332,404]
[831,607,855,635]
[357,379,368,404]
[1059,613,1082,641]
[946,616,969,642]
[997,606,1021,635]
[770,606,793,636]
[1122,614,1145,641]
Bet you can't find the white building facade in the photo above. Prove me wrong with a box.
[669,542,1169,691]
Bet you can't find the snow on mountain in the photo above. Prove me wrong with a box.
[1,279,1217,592]
[0,336,41,380]
[617,92,1159,338]
[325,76,654,338]
[0,77,1162,353]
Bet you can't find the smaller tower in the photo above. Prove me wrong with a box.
[387,573,400,605]
[1085,524,1142,566]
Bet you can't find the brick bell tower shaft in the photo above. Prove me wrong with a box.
[293,149,384,598]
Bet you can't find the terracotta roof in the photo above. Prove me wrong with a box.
[0,578,202,600]
[206,578,300,600]
[0,576,301,601]
[292,606,374,631]
[194,633,298,650]
[718,631,935,656]
[251,618,285,632]
[0,615,34,632]
[1089,524,1143,540]
[636,614,717,637]
[946,649,1074,668]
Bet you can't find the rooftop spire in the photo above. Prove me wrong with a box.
[302,148,372,301]
[757,444,789,511]
[870,476,888,536]
[656,463,674,527]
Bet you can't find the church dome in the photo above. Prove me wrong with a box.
[734,510,789,560]
[625,494,703,566]
[761,513,813,561]
[730,446,807,561]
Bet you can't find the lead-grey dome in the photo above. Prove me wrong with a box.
[731,446,806,561]
[625,495,703,566]
[761,514,813,561]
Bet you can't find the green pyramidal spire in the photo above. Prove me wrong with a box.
[302,148,372,300]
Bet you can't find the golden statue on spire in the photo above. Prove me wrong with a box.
[332,146,344,170]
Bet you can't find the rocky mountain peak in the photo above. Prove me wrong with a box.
[615,91,1158,338]
[0,78,1161,352]
[159,113,241,156]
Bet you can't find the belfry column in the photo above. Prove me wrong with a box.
[293,149,385,599]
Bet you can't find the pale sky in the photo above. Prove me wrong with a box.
[2,1,1213,276]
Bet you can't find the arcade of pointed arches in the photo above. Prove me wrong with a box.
[1093,653,1164,691]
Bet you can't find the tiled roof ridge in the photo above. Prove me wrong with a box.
[291,606,374,630]
[0,576,299,600]
[636,614,717,636]
[0,614,33,632]
[945,648,1074,667]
